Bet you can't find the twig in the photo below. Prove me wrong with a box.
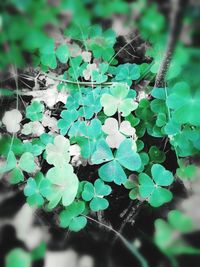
[84,214,149,267]
[154,0,188,88]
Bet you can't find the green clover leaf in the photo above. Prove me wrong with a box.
[156,113,167,127]
[124,179,138,200]
[91,138,141,185]
[65,94,80,110]
[0,151,37,184]
[45,135,70,167]
[45,163,79,209]
[57,109,79,135]
[150,99,167,114]
[169,126,200,157]
[91,63,108,83]
[100,83,138,116]
[167,82,200,126]
[24,172,51,207]
[68,56,86,80]
[135,99,155,137]
[139,164,174,207]
[39,39,69,68]
[78,88,102,119]
[6,248,31,267]
[114,63,140,85]
[176,159,197,180]
[26,101,44,121]
[55,44,69,64]
[19,152,37,172]
[87,27,116,61]
[82,179,111,212]
[139,5,165,42]
[75,119,103,159]
[0,136,24,157]
[0,151,17,173]
[149,146,166,163]
[39,38,57,69]
[59,201,87,232]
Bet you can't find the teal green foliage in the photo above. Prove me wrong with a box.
[139,164,174,207]
[1,0,200,238]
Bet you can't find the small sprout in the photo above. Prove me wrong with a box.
[82,179,111,212]
[149,146,166,163]
[59,201,87,232]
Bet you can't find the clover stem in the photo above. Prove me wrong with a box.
[118,111,121,126]
[42,72,113,87]
[84,214,149,267]
[168,256,179,267]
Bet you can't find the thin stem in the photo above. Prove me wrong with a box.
[118,111,121,126]
[42,72,113,87]
[84,215,149,267]
[168,256,179,267]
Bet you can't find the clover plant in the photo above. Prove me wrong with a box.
[82,179,112,212]
[1,0,200,246]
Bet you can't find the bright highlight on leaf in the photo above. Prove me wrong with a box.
[46,135,70,167]
[46,163,79,209]
[100,83,138,117]
[102,118,136,148]
[2,109,22,133]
